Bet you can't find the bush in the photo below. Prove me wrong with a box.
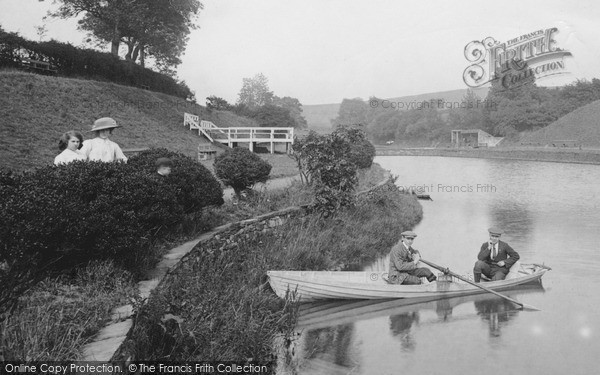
[214,148,272,197]
[335,126,376,168]
[292,130,358,214]
[0,30,192,98]
[0,161,192,314]
[1,161,184,266]
[128,148,224,213]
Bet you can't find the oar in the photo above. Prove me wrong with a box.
[420,259,540,312]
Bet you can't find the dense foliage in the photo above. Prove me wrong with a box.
[47,0,203,74]
[336,126,376,168]
[214,148,272,196]
[223,73,308,128]
[292,128,372,213]
[0,29,193,99]
[128,148,224,212]
[0,151,223,315]
[344,78,600,143]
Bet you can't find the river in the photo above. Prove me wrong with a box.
[283,156,600,375]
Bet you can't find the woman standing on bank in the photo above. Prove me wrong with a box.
[79,117,128,163]
[54,130,86,166]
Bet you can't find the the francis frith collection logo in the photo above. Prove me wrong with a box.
[463,27,572,89]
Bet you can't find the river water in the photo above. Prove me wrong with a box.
[283,156,600,375]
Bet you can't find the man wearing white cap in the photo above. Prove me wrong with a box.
[388,231,437,284]
[473,227,520,282]
[80,117,127,163]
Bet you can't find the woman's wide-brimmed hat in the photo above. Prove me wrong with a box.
[90,117,121,132]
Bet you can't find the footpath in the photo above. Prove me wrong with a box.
[82,170,397,361]
[80,174,302,360]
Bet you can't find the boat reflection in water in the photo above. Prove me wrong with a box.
[474,296,520,338]
[282,284,544,374]
[389,311,419,351]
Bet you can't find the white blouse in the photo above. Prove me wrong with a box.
[80,137,128,163]
[54,149,86,166]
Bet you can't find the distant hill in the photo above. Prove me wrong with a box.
[519,99,600,147]
[301,87,489,128]
[0,71,256,171]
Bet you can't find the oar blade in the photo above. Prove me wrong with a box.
[520,303,541,312]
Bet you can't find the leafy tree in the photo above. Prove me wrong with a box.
[331,98,369,128]
[335,126,376,168]
[250,104,297,128]
[483,71,555,136]
[292,130,358,214]
[47,0,202,70]
[272,96,308,128]
[214,148,272,197]
[368,111,402,143]
[447,89,485,130]
[237,73,274,108]
[206,96,233,111]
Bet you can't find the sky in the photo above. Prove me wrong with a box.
[1,0,599,105]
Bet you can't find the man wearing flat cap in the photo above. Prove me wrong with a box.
[473,227,520,282]
[388,231,437,285]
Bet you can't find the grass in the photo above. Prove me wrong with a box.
[124,179,422,361]
[0,71,256,172]
[1,260,137,360]
[0,162,392,361]
[518,99,600,147]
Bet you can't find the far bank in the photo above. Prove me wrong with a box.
[376,146,600,165]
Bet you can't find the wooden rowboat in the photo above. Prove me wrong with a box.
[267,263,549,302]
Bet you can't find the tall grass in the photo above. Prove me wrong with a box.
[0,163,392,361]
[125,181,422,361]
[1,260,137,360]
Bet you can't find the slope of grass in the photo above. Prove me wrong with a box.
[518,99,600,147]
[0,71,257,171]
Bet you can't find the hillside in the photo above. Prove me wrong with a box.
[301,87,489,128]
[519,99,600,147]
[0,71,256,171]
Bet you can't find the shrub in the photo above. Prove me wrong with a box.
[214,148,272,197]
[292,131,358,214]
[0,161,185,314]
[0,29,192,98]
[335,126,376,168]
[127,148,224,213]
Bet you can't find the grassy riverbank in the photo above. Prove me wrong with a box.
[376,146,600,165]
[1,163,405,361]
[124,179,422,361]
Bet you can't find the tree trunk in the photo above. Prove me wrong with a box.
[132,44,140,62]
[125,41,135,61]
[110,19,120,56]
[139,46,145,68]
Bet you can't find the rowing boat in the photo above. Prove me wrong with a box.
[267,262,550,302]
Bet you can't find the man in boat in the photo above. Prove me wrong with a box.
[473,227,520,283]
[388,231,437,284]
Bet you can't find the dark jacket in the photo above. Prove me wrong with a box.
[388,243,419,283]
[477,240,520,268]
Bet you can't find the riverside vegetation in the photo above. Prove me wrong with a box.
[0,128,423,363]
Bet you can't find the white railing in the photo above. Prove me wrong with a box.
[183,113,294,153]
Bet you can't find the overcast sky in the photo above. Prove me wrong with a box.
[1,0,599,105]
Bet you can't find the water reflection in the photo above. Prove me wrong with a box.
[305,324,357,369]
[389,312,419,351]
[287,285,544,374]
[474,297,519,338]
